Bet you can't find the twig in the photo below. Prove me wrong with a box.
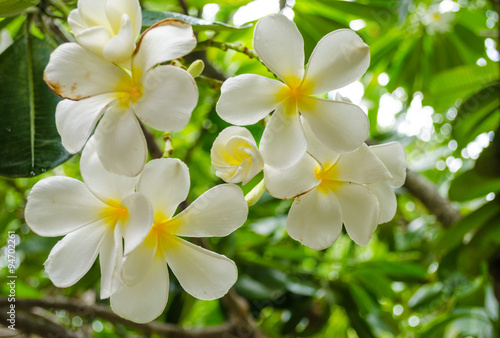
[280,0,287,10]
[404,168,462,227]
[0,298,239,337]
[0,307,80,338]
[178,0,189,15]
[196,40,260,60]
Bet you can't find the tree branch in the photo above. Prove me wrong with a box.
[0,298,240,337]
[1,308,81,338]
[404,168,462,227]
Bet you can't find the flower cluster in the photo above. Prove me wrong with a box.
[212,14,406,250]
[25,0,248,323]
[25,0,406,324]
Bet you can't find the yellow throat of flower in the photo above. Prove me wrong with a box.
[315,163,344,194]
[100,200,129,228]
[143,213,182,254]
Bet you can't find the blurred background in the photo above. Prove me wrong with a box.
[0,0,499,336]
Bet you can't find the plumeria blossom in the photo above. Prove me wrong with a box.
[211,126,264,185]
[265,121,406,250]
[110,158,248,323]
[216,14,370,169]
[24,137,153,298]
[44,19,198,176]
[420,4,455,35]
[68,0,142,64]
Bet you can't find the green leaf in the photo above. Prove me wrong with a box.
[356,260,428,281]
[428,63,499,103]
[448,169,500,202]
[453,83,500,148]
[435,201,500,255]
[0,33,71,177]
[0,0,38,17]
[475,137,500,178]
[141,10,252,31]
[408,282,444,309]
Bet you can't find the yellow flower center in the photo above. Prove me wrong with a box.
[143,212,182,255]
[315,163,344,194]
[276,81,316,115]
[114,72,143,108]
[100,200,129,228]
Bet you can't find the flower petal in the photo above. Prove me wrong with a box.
[133,19,196,76]
[102,14,136,63]
[44,222,109,287]
[369,142,406,187]
[216,74,287,125]
[99,224,123,299]
[134,66,198,132]
[164,236,237,300]
[121,192,154,255]
[300,116,340,165]
[335,144,392,184]
[171,184,247,237]
[105,0,142,38]
[75,0,109,29]
[335,183,379,246]
[71,26,112,56]
[287,187,342,250]
[367,182,397,224]
[260,104,307,169]
[93,107,147,177]
[299,97,369,154]
[44,43,125,100]
[121,233,157,286]
[264,153,319,199]
[25,176,106,237]
[137,158,190,219]
[80,136,138,202]
[302,29,370,94]
[254,14,304,86]
[67,9,87,34]
[56,94,116,154]
[211,127,263,185]
[111,255,169,323]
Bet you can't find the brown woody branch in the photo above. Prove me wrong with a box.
[404,168,462,227]
[0,297,243,337]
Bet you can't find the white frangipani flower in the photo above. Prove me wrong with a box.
[216,14,370,169]
[44,19,198,176]
[24,137,153,298]
[110,158,248,323]
[264,122,406,250]
[68,0,142,64]
[420,5,455,35]
[211,126,264,185]
[367,142,407,224]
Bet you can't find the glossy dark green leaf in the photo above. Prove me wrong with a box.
[448,169,500,202]
[0,33,71,177]
[475,136,500,178]
[435,200,500,255]
[141,10,251,31]
[0,0,38,17]
[453,83,500,148]
[458,210,500,275]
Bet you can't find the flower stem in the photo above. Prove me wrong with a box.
[195,40,259,60]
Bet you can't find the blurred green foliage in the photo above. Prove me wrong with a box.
[1,0,499,337]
